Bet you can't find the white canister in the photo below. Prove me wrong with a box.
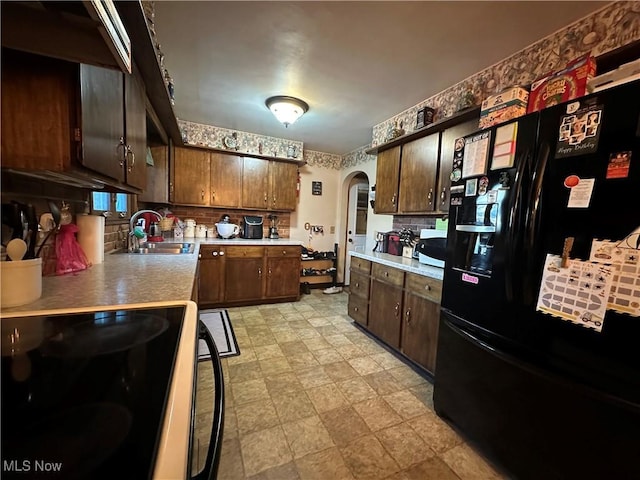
[184,226,195,238]
[196,224,207,238]
[185,218,196,228]
[1,258,42,308]
[207,227,216,238]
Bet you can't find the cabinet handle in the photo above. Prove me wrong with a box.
[264,194,268,203]
[427,188,433,205]
[394,302,400,316]
[219,251,225,256]
[268,268,272,276]
[201,189,205,200]
[212,191,216,201]
[424,284,431,291]
[211,251,218,256]
[441,188,446,204]
[258,267,262,277]
[406,308,411,324]
[391,194,396,205]
[117,137,126,167]
[273,196,276,205]
[282,250,287,255]
[126,145,135,173]
[355,282,359,288]
[384,271,389,277]
[354,306,359,312]
[169,182,174,194]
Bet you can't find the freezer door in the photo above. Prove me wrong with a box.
[434,310,640,480]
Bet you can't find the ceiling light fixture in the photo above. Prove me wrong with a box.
[265,95,309,128]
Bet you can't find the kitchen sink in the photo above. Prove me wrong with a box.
[127,242,195,255]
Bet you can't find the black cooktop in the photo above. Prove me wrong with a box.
[1,306,185,479]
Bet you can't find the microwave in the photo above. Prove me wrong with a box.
[416,229,447,268]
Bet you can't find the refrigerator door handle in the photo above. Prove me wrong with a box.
[522,141,551,304]
[442,315,640,413]
[504,148,530,302]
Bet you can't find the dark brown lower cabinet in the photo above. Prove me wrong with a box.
[198,245,301,307]
[265,247,301,299]
[198,245,226,305]
[368,279,403,349]
[401,290,440,374]
[347,258,442,376]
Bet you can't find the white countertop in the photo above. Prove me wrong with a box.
[350,251,444,280]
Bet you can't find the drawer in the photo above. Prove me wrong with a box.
[405,272,442,303]
[348,294,368,325]
[199,245,225,259]
[225,246,264,258]
[351,257,371,274]
[349,270,370,299]
[266,245,301,258]
[371,263,404,287]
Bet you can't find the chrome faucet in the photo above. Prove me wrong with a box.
[128,209,162,251]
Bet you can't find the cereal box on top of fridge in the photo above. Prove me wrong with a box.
[481,86,529,111]
[527,54,597,113]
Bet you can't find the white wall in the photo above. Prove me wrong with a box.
[336,156,393,283]
[290,164,340,253]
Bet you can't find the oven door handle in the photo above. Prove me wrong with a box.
[194,320,225,480]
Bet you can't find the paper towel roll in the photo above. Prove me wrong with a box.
[76,215,105,265]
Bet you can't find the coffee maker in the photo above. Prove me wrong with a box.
[241,216,264,239]
[268,215,279,239]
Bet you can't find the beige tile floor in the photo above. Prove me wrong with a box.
[193,290,507,480]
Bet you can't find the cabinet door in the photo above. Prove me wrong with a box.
[198,246,226,305]
[266,257,301,298]
[1,49,76,170]
[225,257,264,302]
[171,147,210,205]
[369,279,403,349]
[79,64,125,182]
[210,152,242,208]
[398,133,440,213]
[437,119,478,213]
[375,146,401,214]
[270,161,298,211]
[139,145,169,203]
[266,246,300,298]
[401,291,440,374]
[124,72,147,189]
[242,157,269,209]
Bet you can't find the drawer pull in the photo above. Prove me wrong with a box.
[219,251,225,256]
[355,282,359,288]
[211,251,218,257]
[424,285,431,291]
[354,306,359,312]
[282,250,287,255]
[384,272,389,277]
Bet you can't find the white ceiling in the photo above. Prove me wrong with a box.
[154,1,608,155]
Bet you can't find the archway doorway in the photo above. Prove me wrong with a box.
[344,174,369,286]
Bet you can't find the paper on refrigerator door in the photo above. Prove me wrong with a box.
[491,122,518,169]
[536,254,614,332]
[590,228,640,316]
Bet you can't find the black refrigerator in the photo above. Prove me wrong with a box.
[434,80,640,480]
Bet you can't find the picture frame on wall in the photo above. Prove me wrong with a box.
[312,181,322,195]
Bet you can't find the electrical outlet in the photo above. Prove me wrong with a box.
[330,226,335,234]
